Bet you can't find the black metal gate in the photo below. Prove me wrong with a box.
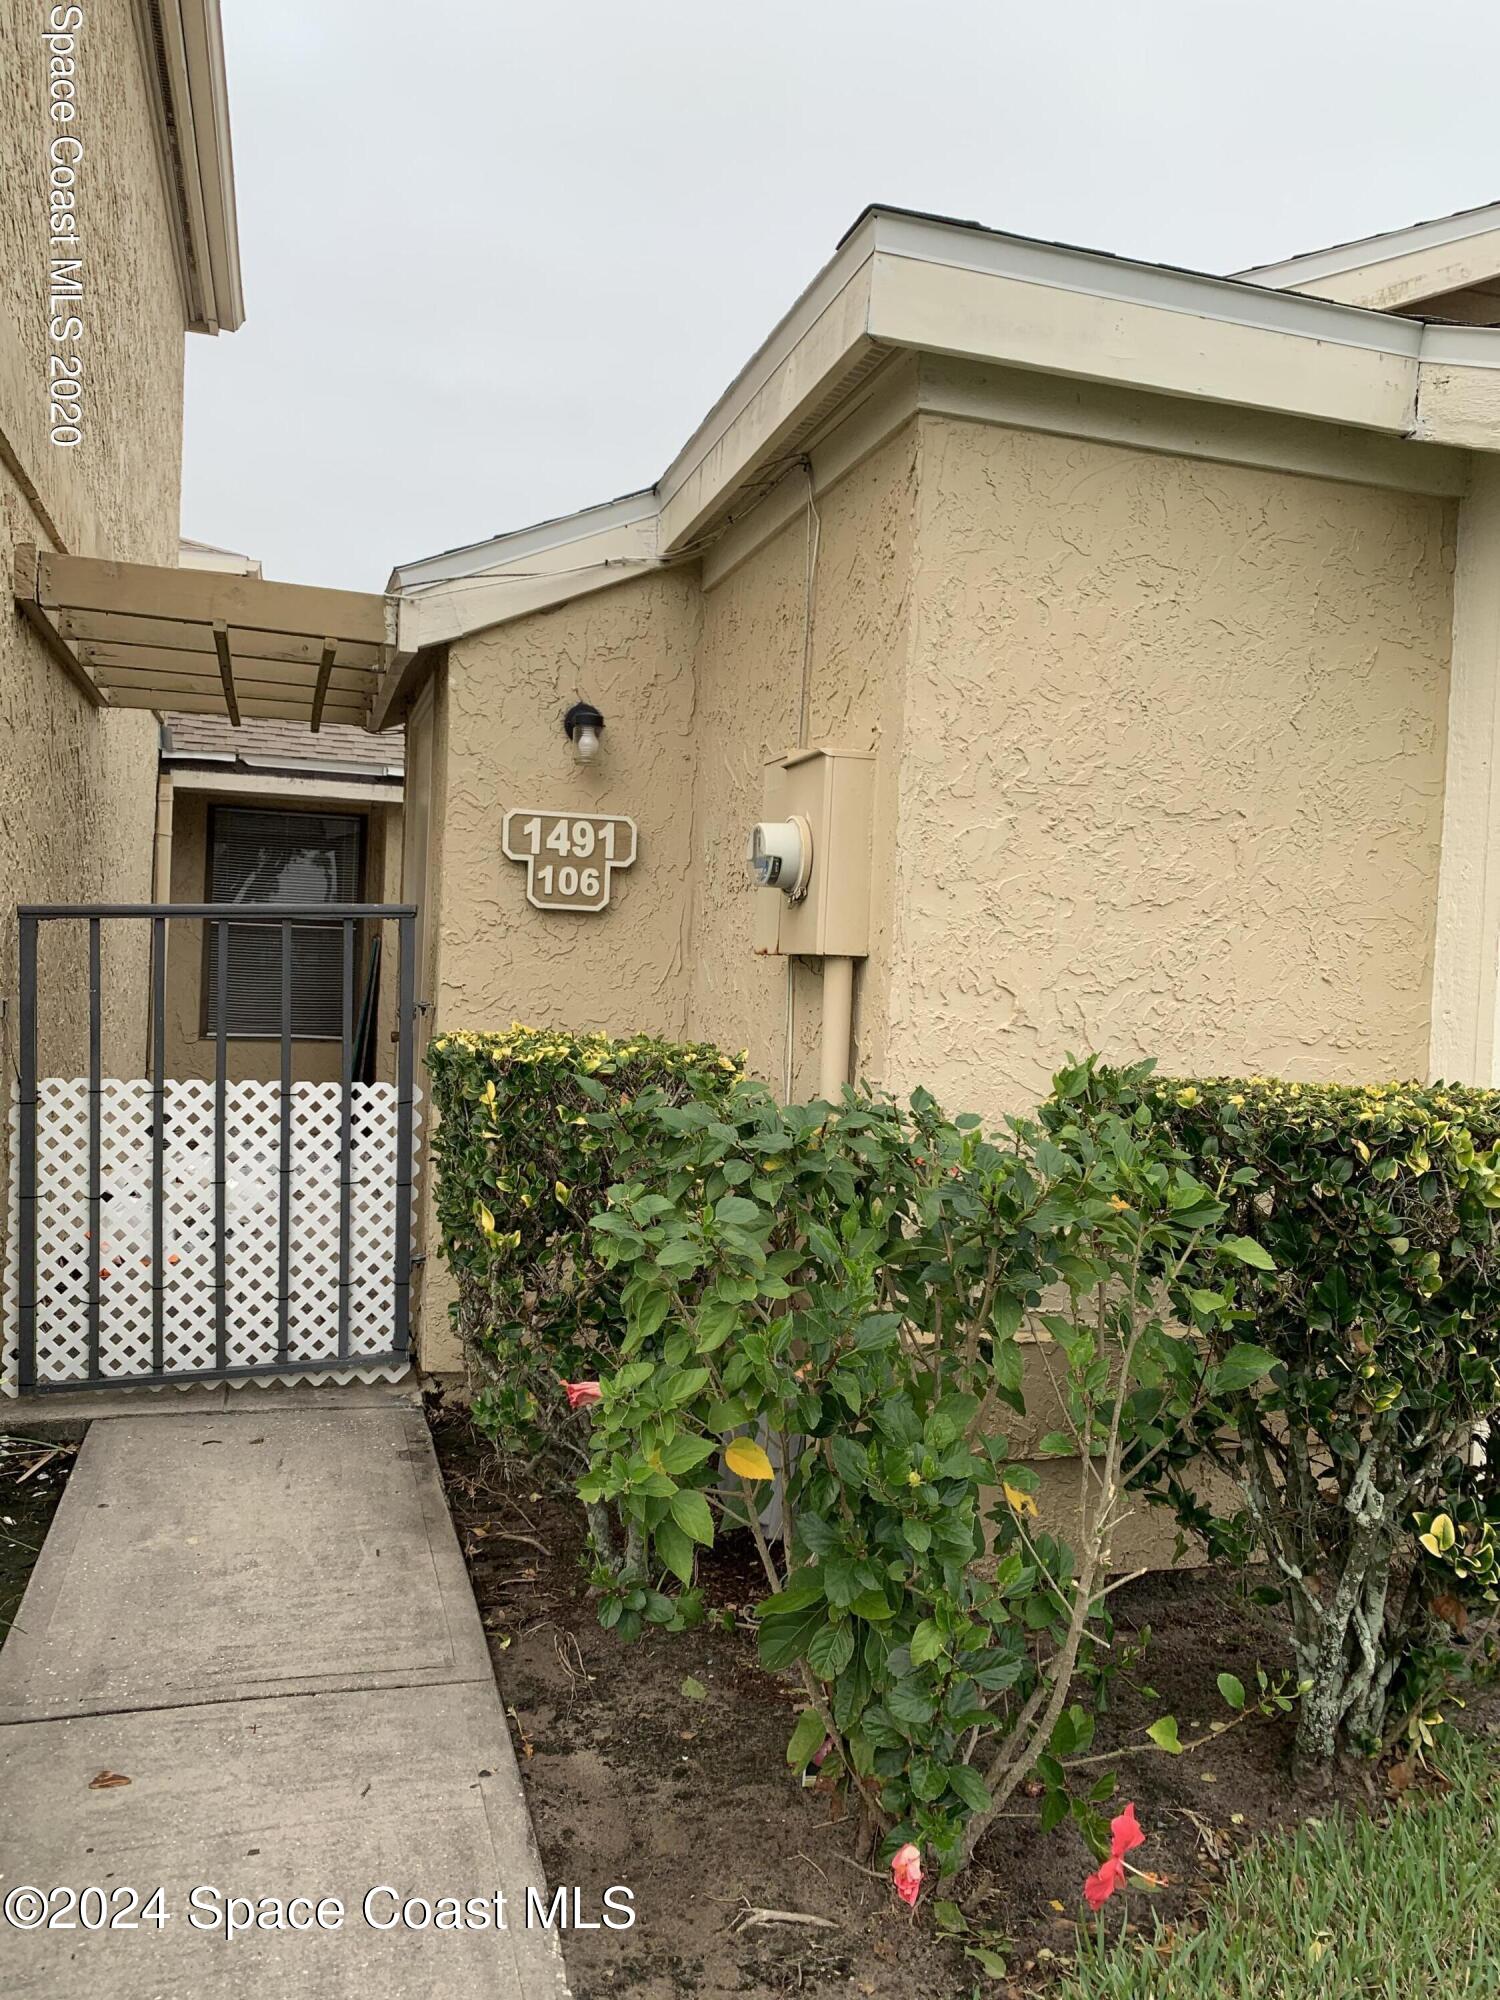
[8,902,417,1394]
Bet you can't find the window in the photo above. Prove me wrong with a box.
[203,806,364,1038]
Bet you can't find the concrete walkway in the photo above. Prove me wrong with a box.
[0,1385,571,1997]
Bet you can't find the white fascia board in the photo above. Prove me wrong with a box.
[864,216,1424,438]
[655,214,884,553]
[397,505,663,652]
[401,207,1500,648]
[167,768,403,806]
[663,210,1451,557]
[871,212,1426,357]
[388,488,659,593]
[1235,203,1500,291]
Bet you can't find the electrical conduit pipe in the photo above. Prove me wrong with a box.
[819,955,854,1103]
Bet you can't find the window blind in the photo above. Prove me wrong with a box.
[203,807,364,1038]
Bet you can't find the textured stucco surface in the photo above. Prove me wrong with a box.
[433,570,701,1035]
[884,415,1456,1124]
[412,411,1460,1373]
[1,3,184,1101]
[685,424,918,1095]
[413,581,701,1368]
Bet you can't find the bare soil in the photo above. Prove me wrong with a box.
[432,1406,1482,1999]
[0,1432,74,1634]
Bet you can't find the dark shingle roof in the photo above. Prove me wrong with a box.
[161,713,404,775]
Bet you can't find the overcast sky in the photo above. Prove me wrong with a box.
[182,0,1500,592]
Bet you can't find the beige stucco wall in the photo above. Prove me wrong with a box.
[433,568,701,1032]
[685,423,918,1096]
[882,414,1456,1126]
[412,407,1459,1373]
[412,576,701,1367]
[0,5,185,1097]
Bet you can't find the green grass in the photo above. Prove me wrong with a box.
[1053,1734,1498,1999]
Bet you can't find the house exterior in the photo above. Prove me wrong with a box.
[157,544,406,1088]
[8,14,1500,1411]
[0,11,421,1398]
[1,2,241,1088]
[382,201,1500,1371]
[156,708,404,1083]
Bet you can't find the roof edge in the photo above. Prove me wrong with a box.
[388,202,1500,675]
[1234,199,1500,292]
[388,488,658,593]
[132,0,244,335]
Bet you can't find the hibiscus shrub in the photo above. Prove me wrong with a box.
[426,1026,741,1457]
[1050,1060,1500,1778]
[580,1076,1268,1875]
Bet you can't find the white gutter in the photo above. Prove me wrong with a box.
[132,1,244,334]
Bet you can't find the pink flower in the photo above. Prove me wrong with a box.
[1083,1855,1125,1909]
[1083,1802,1145,1910]
[890,1842,923,1907]
[1111,1803,1144,1860]
[561,1380,603,1411]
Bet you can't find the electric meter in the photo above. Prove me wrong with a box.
[747,816,811,898]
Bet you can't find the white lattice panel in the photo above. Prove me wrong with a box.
[2,1079,421,1394]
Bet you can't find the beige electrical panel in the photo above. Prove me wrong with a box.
[751,746,874,958]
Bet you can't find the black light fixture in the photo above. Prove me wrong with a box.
[563,699,604,763]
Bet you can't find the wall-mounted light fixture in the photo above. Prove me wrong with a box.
[563,699,605,763]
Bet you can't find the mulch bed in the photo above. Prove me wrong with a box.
[432,1405,1480,1999]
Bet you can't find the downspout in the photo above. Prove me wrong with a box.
[152,766,174,901]
[784,460,859,1103]
[797,462,855,1105]
[149,726,174,1071]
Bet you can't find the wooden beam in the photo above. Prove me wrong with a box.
[36,550,391,646]
[86,660,367,719]
[77,641,374,696]
[368,596,429,730]
[103,688,366,722]
[12,542,109,706]
[310,639,337,732]
[212,620,240,727]
[57,608,385,669]
[167,768,404,804]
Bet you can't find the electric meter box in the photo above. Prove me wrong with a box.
[752,746,874,958]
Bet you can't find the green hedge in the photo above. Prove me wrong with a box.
[1049,1060,1500,1772]
[427,1025,742,1446]
[429,1032,1500,1801]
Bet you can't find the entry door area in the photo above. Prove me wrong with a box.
[2,903,418,1395]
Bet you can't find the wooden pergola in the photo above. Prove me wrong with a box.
[14,545,417,731]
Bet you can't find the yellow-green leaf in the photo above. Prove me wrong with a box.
[1419,1513,1456,1557]
[1002,1480,1038,1520]
[725,1437,775,1482]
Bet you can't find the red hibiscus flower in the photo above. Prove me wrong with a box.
[1083,1803,1145,1910]
[561,1379,603,1411]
